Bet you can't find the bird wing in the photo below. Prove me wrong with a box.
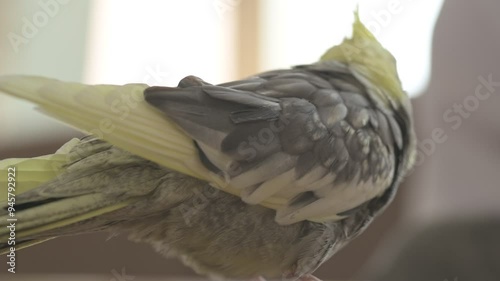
[0,76,212,179]
[0,65,401,224]
[145,65,401,224]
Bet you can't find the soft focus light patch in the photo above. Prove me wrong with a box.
[260,0,444,96]
[84,0,237,86]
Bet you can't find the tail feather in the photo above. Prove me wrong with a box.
[0,138,142,250]
[0,194,134,240]
[0,138,78,252]
[0,138,79,205]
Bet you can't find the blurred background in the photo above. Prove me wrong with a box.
[1,0,499,280]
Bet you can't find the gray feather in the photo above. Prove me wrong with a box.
[144,62,407,222]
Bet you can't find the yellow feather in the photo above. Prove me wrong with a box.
[320,10,404,105]
[0,138,79,203]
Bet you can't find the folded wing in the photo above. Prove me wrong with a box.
[145,64,401,224]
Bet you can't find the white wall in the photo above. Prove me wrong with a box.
[0,0,91,149]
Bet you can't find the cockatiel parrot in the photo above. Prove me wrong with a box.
[0,12,416,281]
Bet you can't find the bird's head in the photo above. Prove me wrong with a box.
[320,10,408,111]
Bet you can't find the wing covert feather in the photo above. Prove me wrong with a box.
[145,67,400,224]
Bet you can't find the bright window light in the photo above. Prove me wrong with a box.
[260,0,444,96]
[84,0,237,86]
